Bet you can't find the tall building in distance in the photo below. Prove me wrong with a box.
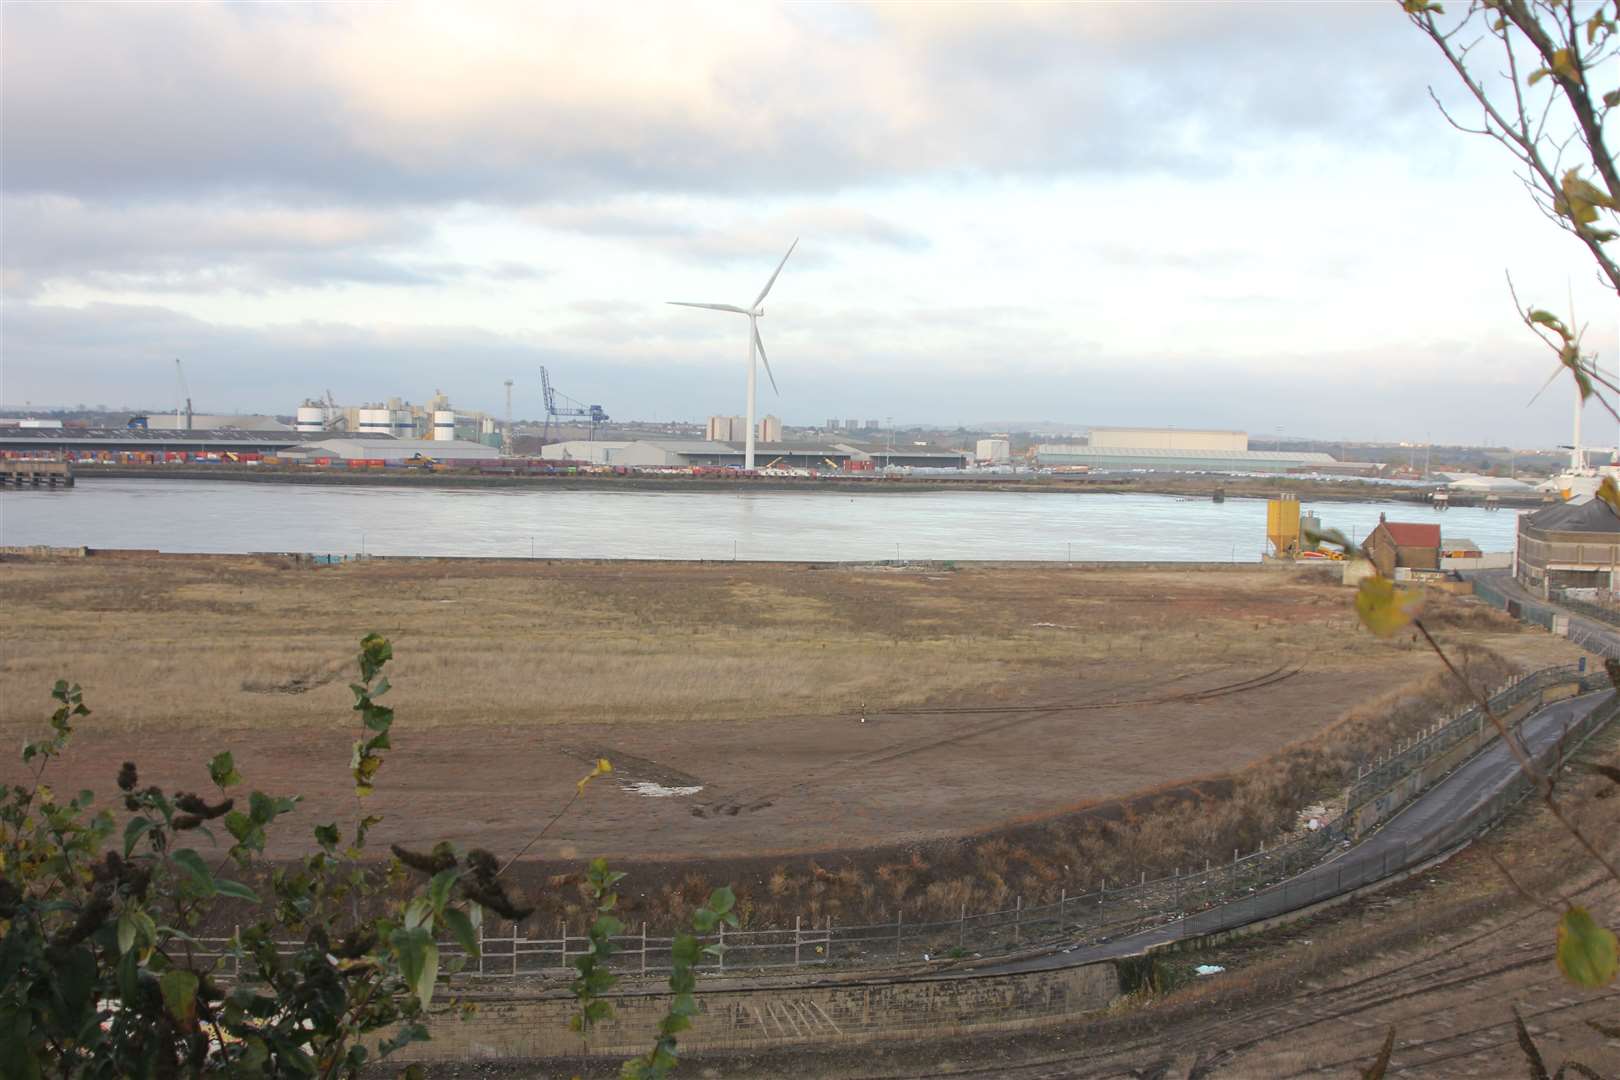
[845,418,859,431]
[706,415,747,441]
[826,418,840,431]
[757,414,782,442]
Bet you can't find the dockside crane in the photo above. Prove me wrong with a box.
[539,366,609,443]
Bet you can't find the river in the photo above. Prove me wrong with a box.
[0,479,1521,562]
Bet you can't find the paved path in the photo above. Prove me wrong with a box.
[963,686,1612,978]
[1468,567,1620,657]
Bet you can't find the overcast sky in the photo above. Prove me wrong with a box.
[2,2,1616,444]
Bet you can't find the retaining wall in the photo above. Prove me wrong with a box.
[388,962,1118,1063]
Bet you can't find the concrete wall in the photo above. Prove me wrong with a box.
[1440,552,1512,571]
[389,962,1118,1063]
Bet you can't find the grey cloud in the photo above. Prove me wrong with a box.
[0,196,465,293]
[2,3,1445,207]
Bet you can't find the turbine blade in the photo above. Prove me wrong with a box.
[753,238,798,308]
[668,301,749,314]
[755,324,779,395]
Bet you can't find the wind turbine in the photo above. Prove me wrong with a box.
[669,239,797,469]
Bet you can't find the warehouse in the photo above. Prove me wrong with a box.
[1514,498,1620,597]
[1087,427,1250,451]
[0,427,392,456]
[277,437,498,463]
[541,439,967,470]
[1034,444,1344,474]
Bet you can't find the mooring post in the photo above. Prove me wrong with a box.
[641,922,648,976]
[794,915,801,967]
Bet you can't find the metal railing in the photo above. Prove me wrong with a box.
[1346,666,1582,806]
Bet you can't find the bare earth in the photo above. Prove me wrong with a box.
[0,555,1589,863]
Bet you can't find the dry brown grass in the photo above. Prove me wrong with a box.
[522,649,1537,930]
[2,553,1597,935]
[0,556,1532,735]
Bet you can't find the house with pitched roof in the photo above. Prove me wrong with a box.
[1364,515,1441,577]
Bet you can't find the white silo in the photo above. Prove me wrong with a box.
[295,405,326,433]
[433,410,456,441]
[357,408,393,434]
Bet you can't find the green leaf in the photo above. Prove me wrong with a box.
[404,897,433,932]
[443,908,481,961]
[707,886,736,916]
[1556,906,1618,987]
[207,751,241,789]
[117,912,139,956]
[392,927,439,1009]
[123,816,154,857]
[170,849,216,897]
[213,878,259,903]
[428,868,460,915]
[313,822,340,849]
[116,946,140,1004]
[159,969,199,1026]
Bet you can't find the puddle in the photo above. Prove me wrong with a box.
[621,780,704,798]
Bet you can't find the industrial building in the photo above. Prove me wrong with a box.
[1034,444,1348,474]
[1514,499,1620,596]
[705,414,781,442]
[542,439,967,470]
[143,414,291,431]
[975,438,1012,464]
[1087,427,1250,451]
[0,427,395,456]
[276,437,499,463]
[295,391,502,447]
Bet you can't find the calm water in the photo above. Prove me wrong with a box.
[0,480,1522,562]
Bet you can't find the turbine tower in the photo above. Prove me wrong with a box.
[668,239,797,469]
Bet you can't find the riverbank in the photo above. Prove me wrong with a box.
[67,464,1540,507]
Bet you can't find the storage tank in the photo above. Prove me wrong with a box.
[356,408,393,434]
[433,410,456,441]
[295,405,326,433]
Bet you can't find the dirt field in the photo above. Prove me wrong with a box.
[0,556,1591,894]
[607,725,1617,1080]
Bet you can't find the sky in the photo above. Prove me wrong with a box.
[2,1,1617,445]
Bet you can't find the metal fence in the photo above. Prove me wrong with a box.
[182,667,1616,983]
[1345,666,1582,807]
[1553,592,1620,629]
